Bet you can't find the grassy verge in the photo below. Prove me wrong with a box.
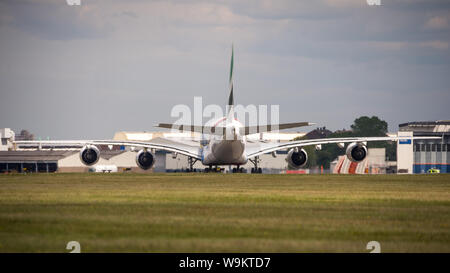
[0,173,449,252]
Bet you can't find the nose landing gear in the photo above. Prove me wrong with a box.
[205,165,224,173]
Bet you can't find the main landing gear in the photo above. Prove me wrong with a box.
[232,165,245,173]
[186,157,198,172]
[249,157,262,174]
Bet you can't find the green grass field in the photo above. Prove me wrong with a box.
[0,173,449,253]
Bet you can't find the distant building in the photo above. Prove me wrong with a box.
[397,121,450,173]
[0,128,15,151]
[305,127,332,139]
[14,130,34,141]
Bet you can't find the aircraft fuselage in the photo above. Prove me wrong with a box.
[201,117,248,166]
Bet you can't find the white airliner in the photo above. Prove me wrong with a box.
[14,47,440,173]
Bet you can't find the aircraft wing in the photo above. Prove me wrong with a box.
[13,137,202,160]
[245,135,441,158]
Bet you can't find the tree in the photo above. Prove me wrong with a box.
[18,130,34,140]
[351,116,387,137]
[350,116,395,159]
[316,150,332,169]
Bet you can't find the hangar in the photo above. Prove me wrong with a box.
[0,149,152,173]
[397,121,450,174]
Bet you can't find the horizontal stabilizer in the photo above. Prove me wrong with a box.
[156,123,226,135]
[240,122,315,135]
[157,122,314,135]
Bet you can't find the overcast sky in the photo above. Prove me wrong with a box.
[0,0,449,139]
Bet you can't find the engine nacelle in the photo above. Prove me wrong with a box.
[286,148,308,169]
[79,145,100,166]
[136,149,155,170]
[346,142,368,162]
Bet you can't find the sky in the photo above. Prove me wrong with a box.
[0,0,449,139]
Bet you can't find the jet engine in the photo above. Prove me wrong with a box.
[286,148,308,169]
[136,149,155,170]
[79,145,100,166]
[346,142,368,162]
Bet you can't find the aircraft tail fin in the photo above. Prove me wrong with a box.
[226,44,234,122]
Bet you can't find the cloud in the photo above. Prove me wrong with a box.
[0,0,449,138]
[424,16,449,30]
[228,0,357,21]
[419,40,449,49]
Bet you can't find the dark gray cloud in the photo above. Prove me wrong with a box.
[0,0,449,139]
